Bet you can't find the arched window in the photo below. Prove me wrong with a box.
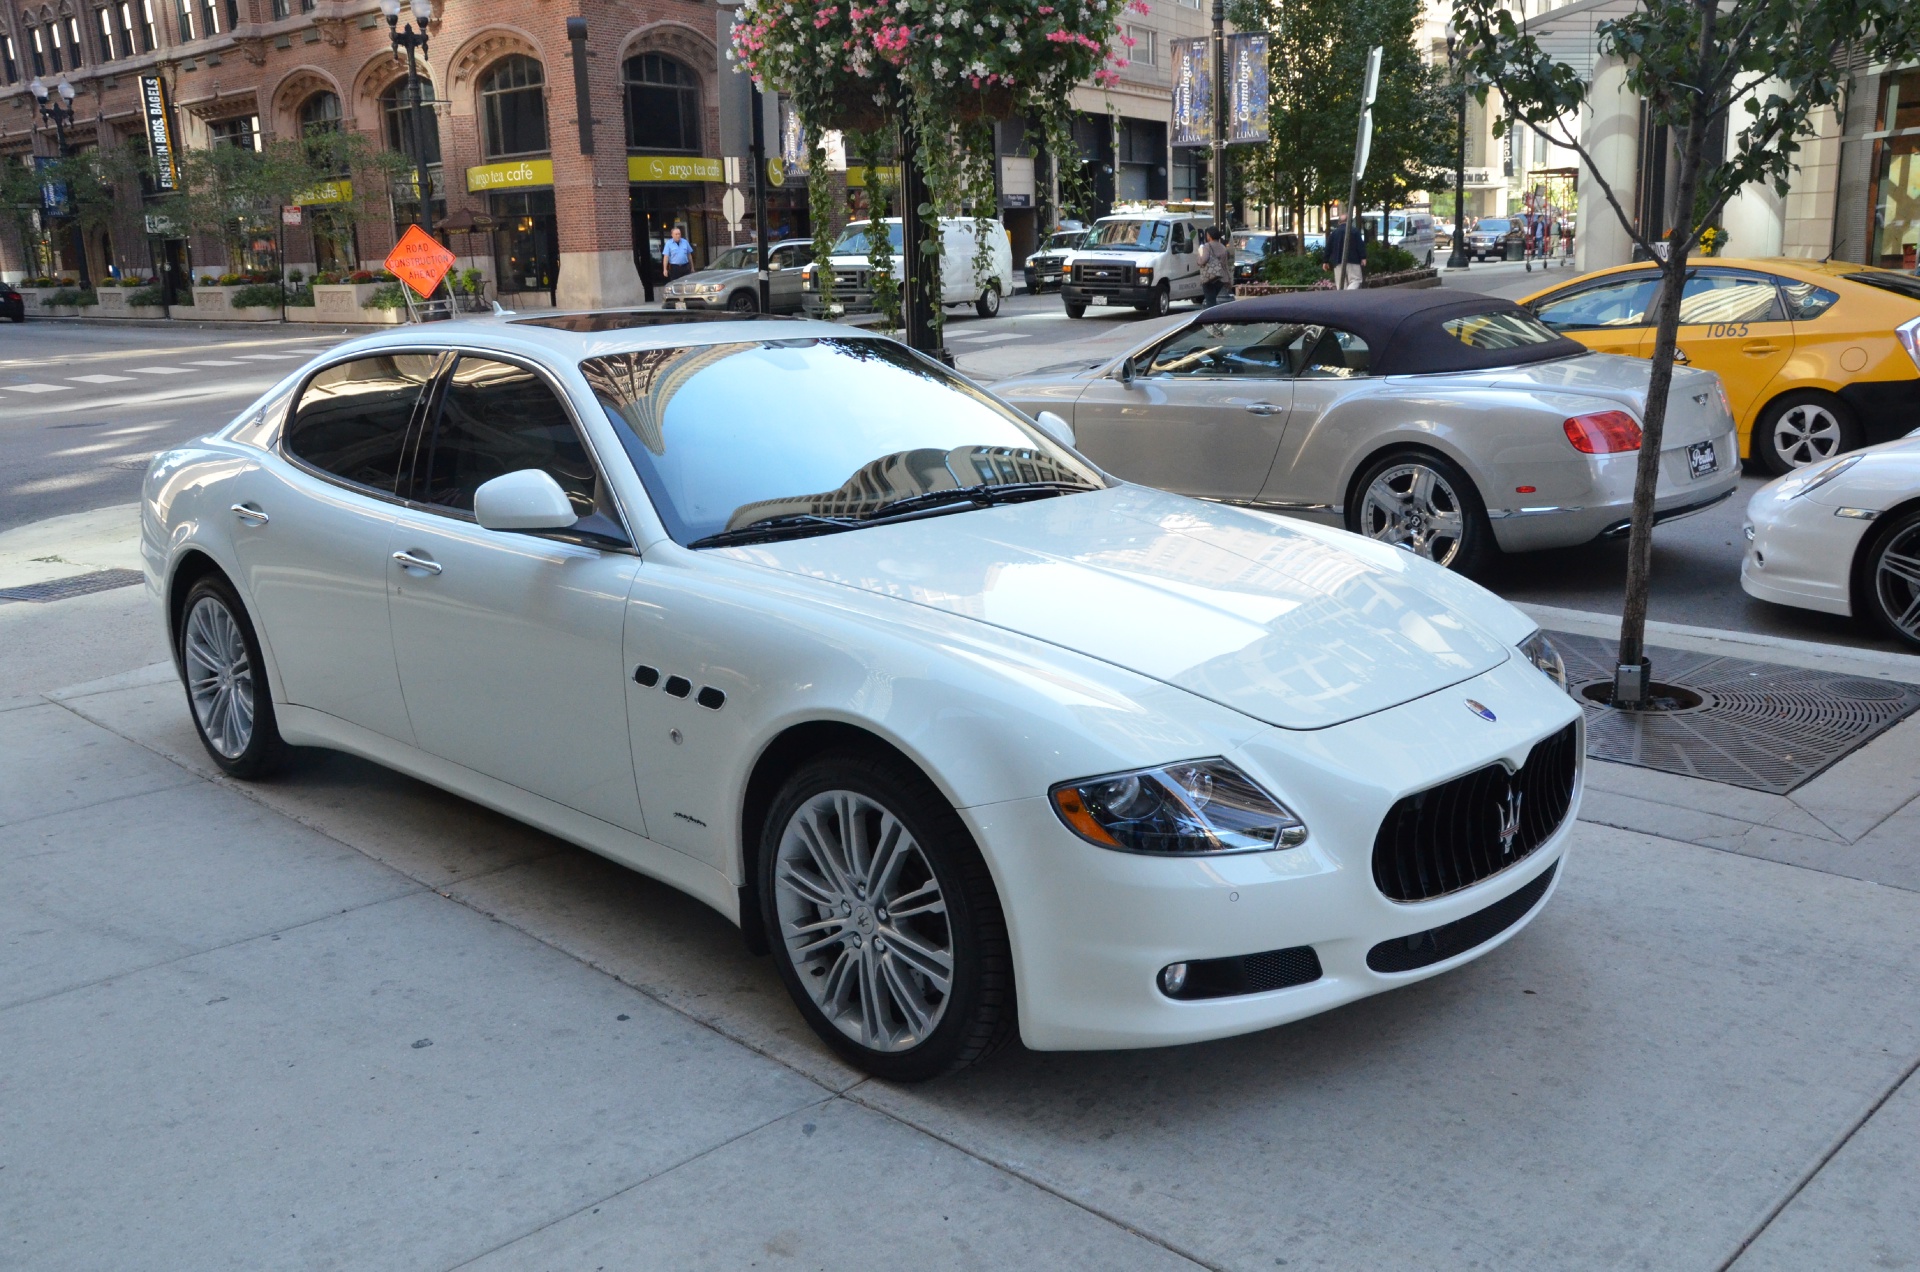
[381,76,440,166]
[479,55,547,158]
[298,90,340,134]
[624,53,700,153]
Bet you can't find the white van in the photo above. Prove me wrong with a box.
[1362,209,1438,266]
[1060,206,1214,318]
[801,217,1014,319]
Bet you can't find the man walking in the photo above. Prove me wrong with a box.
[1324,211,1366,290]
[1197,225,1234,307]
[662,225,695,281]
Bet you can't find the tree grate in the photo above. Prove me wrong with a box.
[0,569,146,604]
[1552,632,1920,794]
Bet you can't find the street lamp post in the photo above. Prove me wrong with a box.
[380,0,437,236]
[28,77,91,288]
[1210,0,1228,232]
[1444,29,1468,271]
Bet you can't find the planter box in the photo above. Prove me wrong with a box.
[193,286,279,321]
[42,304,86,318]
[15,287,52,312]
[356,306,407,325]
[286,304,322,323]
[96,289,163,317]
[313,282,385,319]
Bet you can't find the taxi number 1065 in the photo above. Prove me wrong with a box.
[1701,322,1751,338]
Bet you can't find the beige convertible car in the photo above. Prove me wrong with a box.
[993,291,1742,574]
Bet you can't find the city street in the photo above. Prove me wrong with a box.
[6,308,1920,1269]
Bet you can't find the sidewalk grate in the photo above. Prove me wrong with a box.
[0,569,145,604]
[1554,632,1920,793]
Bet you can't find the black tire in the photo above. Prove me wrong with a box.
[759,750,1016,1081]
[1346,448,1497,577]
[975,285,1001,319]
[1755,389,1860,475]
[1064,300,1086,319]
[1854,506,1920,650]
[1137,282,1171,318]
[726,289,760,314]
[175,573,288,779]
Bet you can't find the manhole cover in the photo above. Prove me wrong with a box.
[1552,632,1920,793]
[0,569,145,604]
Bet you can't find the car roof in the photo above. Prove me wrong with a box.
[1207,288,1586,376]
[315,311,857,366]
[1516,256,1920,306]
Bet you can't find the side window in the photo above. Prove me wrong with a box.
[1170,222,1191,253]
[1676,272,1785,324]
[1531,276,1658,330]
[773,243,812,269]
[1291,326,1371,378]
[411,357,600,516]
[1778,278,1840,321]
[1139,320,1305,378]
[283,354,438,492]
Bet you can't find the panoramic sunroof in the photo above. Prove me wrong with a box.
[511,311,798,333]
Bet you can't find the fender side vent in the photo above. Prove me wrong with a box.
[697,686,725,710]
[663,675,691,698]
[633,665,660,687]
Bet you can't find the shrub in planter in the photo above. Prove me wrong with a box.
[171,288,195,305]
[1261,251,1327,287]
[1369,243,1420,275]
[125,286,165,306]
[284,284,315,307]
[45,288,98,307]
[366,283,408,310]
[230,283,286,309]
[347,270,377,284]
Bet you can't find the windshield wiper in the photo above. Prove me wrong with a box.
[861,481,1094,521]
[687,513,863,550]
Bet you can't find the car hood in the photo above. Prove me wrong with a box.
[670,267,754,287]
[717,485,1518,730]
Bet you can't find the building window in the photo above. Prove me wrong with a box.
[300,90,342,137]
[1869,68,1920,269]
[624,53,701,153]
[48,21,64,72]
[175,0,193,41]
[2,36,18,82]
[116,3,136,54]
[209,115,260,150]
[1125,26,1157,67]
[28,27,45,76]
[66,15,84,60]
[137,0,155,49]
[197,0,226,37]
[382,77,445,228]
[479,55,548,158]
[95,8,115,61]
[272,0,288,16]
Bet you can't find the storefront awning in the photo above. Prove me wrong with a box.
[467,159,555,193]
[629,155,723,183]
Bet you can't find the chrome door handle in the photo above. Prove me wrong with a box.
[1742,342,1780,355]
[230,503,269,525]
[392,550,442,575]
[1242,403,1284,416]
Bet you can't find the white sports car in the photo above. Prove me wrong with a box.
[1743,434,1920,647]
[142,313,1583,1079]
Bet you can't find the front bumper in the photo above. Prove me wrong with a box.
[968,655,1582,1051]
[1062,282,1154,308]
[1486,425,1744,552]
[1740,481,1876,616]
[661,296,721,311]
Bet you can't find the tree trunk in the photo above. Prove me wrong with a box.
[1614,0,1717,706]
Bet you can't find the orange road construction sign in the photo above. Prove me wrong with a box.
[386,224,457,299]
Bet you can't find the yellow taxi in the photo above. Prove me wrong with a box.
[1520,258,1920,472]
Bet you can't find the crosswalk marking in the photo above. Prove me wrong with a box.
[949,332,1024,345]
[69,374,136,384]
[3,383,69,393]
[233,353,304,360]
[129,367,192,375]
[188,360,248,367]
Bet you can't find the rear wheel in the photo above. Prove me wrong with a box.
[176,574,287,779]
[1858,508,1920,650]
[975,284,1001,318]
[760,751,1015,1081]
[1348,450,1496,576]
[1756,390,1859,474]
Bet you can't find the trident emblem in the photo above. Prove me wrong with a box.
[1495,785,1525,854]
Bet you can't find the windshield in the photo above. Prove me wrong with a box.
[831,222,905,255]
[583,338,1105,546]
[708,246,758,271]
[1044,231,1084,250]
[1088,219,1170,251]
[1477,219,1513,233]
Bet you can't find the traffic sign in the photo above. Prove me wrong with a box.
[721,187,746,231]
[385,224,457,299]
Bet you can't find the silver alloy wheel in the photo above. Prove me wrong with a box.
[1357,462,1467,566]
[773,789,952,1053]
[183,595,254,759]
[1874,523,1920,643]
[1771,402,1844,467]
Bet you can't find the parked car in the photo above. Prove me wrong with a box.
[1522,259,1920,473]
[1023,227,1088,294]
[993,289,1741,575]
[142,310,1581,1079]
[803,217,1013,319]
[0,281,23,323]
[1062,207,1214,318]
[1465,218,1525,262]
[1743,434,1920,647]
[661,240,813,314]
[1362,210,1439,267]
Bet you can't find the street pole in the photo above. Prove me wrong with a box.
[749,82,771,313]
[381,0,436,235]
[1447,34,1468,270]
[1210,0,1227,230]
[895,90,943,361]
[29,79,90,289]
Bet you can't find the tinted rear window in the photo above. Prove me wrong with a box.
[1442,310,1563,349]
[1843,272,1920,304]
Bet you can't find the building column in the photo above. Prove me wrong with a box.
[1576,54,1637,274]
[552,8,644,310]
[1719,78,1787,258]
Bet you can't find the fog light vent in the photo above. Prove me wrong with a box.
[1158,946,1322,1000]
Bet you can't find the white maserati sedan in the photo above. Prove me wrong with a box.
[1743,434,1920,648]
[142,313,1583,1079]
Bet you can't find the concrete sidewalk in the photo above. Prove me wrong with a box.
[5,576,1920,1267]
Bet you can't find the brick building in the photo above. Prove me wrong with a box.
[0,0,753,306]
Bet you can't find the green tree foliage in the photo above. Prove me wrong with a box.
[1452,0,1920,696]
[1231,0,1453,246]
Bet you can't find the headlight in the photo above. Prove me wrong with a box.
[1781,453,1862,500]
[1049,759,1307,855]
[691,281,727,295]
[1518,630,1567,690]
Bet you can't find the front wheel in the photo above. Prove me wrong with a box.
[975,285,1001,319]
[1064,300,1086,319]
[726,289,760,314]
[1347,450,1496,576]
[1858,508,1920,649]
[1756,390,1859,474]
[760,751,1015,1081]
[176,574,287,779]
[1137,281,1171,318]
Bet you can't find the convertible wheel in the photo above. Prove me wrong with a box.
[727,289,760,314]
[1757,391,1858,474]
[761,752,1014,1081]
[1860,509,1920,650]
[1349,451,1494,575]
[975,285,1001,318]
[177,574,287,779]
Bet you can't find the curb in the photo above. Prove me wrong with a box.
[1522,602,1920,683]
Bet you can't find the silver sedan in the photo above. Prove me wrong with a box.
[993,290,1742,573]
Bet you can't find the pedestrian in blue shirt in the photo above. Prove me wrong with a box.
[663,226,695,280]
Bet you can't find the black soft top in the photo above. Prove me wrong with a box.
[1206,288,1587,376]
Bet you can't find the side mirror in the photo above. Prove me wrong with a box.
[473,469,578,532]
[1116,356,1135,387]
[1033,410,1076,448]
[768,259,784,271]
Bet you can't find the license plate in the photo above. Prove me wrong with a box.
[1090,296,1107,306]
[1042,274,1059,282]
[1687,439,1717,479]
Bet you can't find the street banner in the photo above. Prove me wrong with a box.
[34,156,68,215]
[1226,33,1268,144]
[139,74,180,194]
[1170,38,1211,148]
[385,223,457,299]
